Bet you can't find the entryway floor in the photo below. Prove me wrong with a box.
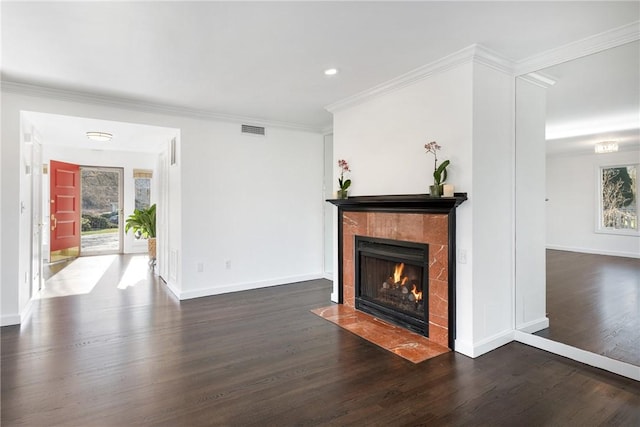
[81,232,119,254]
[311,305,450,363]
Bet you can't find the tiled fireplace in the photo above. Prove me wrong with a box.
[328,194,467,350]
[355,235,430,336]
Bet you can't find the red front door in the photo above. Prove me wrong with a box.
[50,160,81,260]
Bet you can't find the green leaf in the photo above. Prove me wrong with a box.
[124,203,156,238]
[342,179,351,190]
[433,160,450,185]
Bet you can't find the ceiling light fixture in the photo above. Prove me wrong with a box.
[324,68,338,76]
[594,141,618,154]
[86,131,112,142]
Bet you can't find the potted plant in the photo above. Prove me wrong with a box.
[337,159,352,199]
[124,203,157,261]
[424,141,450,197]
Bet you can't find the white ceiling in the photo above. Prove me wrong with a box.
[544,40,640,155]
[2,1,639,151]
[24,112,179,154]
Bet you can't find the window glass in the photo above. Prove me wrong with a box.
[135,177,151,211]
[599,164,637,233]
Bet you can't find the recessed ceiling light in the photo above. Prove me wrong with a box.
[86,131,112,142]
[324,68,338,76]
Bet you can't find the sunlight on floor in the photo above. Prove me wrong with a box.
[117,256,150,290]
[39,255,117,298]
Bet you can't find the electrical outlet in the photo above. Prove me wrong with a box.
[197,262,204,273]
[458,249,467,264]
[225,259,231,270]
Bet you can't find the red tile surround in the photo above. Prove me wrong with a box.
[341,211,450,348]
[311,305,450,363]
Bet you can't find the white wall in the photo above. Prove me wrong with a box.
[331,57,514,357]
[1,89,325,325]
[41,144,159,255]
[178,120,324,299]
[1,103,24,325]
[332,64,474,196]
[469,62,514,352]
[323,134,334,277]
[547,149,640,258]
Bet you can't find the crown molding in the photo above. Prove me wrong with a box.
[472,44,515,75]
[514,21,640,76]
[518,71,557,89]
[325,44,514,114]
[321,125,334,136]
[0,80,324,134]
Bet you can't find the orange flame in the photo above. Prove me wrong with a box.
[393,263,405,283]
[411,284,423,302]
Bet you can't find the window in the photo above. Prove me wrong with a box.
[598,164,638,234]
[134,169,152,211]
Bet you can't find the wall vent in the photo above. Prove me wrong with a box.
[241,124,266,136]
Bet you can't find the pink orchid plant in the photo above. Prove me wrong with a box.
[337,159,351,195]
[424,141,450,186]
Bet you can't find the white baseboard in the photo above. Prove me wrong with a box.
[452,339,474,357]
[517,316,549,334]
[164,280,181,300]
[1,313,21,326]
[322,271,333,280]
[177,273,325,300]
[0,298,35,327]
[546,244,639,259]
[330,292,339,303]
[514,331,640,381]
[455,329,515,358]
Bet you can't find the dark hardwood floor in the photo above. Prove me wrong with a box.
[2,254,639,426]
[536,250,640,366]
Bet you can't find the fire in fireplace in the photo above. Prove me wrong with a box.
[355,236,429,336]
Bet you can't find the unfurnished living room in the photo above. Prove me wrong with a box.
[1,2,639,425]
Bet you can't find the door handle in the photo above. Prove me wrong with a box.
[51,214,57,231]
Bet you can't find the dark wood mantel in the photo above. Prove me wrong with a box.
[327,193,467,350]
[327,193,467,211]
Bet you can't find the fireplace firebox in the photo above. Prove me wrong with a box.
[355,236,429,336]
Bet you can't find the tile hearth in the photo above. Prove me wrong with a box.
[311,305,450,363]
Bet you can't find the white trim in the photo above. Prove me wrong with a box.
[454,330,515,358]
[452,339,474,358]
[517,316,550,334]
[546,245,640,259]
[330,291,338,303]
[515,21,640,75]
[518,72,557,89]
[514,331,640,381]
[321,125,334,136]
[164,280,182,300]
[325,44,514,114]
[176,273,325,300]
[1,313,21,326]
[472,44,515,75]
[0,297,35,326]
[322,271,333,280]
[594,228,640,237]
[1,81,323,134]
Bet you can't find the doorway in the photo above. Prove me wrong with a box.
[80,166,124,256]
